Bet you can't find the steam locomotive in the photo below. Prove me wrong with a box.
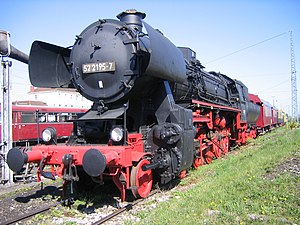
[6,10,267,202]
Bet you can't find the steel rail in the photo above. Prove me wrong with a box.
[1,190,159,225]
[91,190,159,225]
[0,202,60,225]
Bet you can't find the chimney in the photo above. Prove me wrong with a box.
[117,9,146,32]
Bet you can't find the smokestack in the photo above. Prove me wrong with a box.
[117,9,146,32]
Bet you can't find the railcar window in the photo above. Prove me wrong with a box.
[21,112,35,123]
[48,113,58,122]
[37,112,47,122]
[59,113,70,122]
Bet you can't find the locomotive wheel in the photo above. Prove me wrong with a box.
[221,137,229,154]
[193,157,204,169]
[204,151,214,164]
[178,170,187,179]
[130,159,153,199]
[213,142,222,158]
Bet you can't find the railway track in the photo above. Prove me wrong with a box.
[0,189,159,225]
[92,190,159,225]
[0,202,60,225]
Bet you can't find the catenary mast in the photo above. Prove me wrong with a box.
[290,31,298,121]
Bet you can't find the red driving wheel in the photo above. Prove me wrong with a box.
[204,151,214,164]
[213,141,222,158]
[193,157,203,169]
[178,170,187,179]
[221,137,229,154]
[130,159,153,198]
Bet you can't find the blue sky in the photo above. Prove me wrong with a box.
[2,0,300,114]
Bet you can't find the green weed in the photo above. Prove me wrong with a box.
[135,128,300,225]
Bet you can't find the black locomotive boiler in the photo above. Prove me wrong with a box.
[7,10,260,202]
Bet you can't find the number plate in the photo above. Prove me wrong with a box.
[82,62,116,74]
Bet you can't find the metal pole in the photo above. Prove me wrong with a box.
[123,103,128,146]
[0,56,3,182]
[36,109,40,144]
[0,30,28,184]
[1,57,13,184]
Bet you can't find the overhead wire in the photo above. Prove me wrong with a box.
[203,32,287,65]
[237,72,288,78]
[257,79,290,94]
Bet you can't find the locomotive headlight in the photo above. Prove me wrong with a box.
[42,127,57,144]
[110,127,124,142]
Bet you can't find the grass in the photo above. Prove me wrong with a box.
[134,127,300,224]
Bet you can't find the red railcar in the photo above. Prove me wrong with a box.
[0,105,87,144]
[249,94,278,134]
[272,107,278,125]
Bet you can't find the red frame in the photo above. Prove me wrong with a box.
[26,133,149,201]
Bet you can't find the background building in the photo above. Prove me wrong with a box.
[27,86,92,108]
